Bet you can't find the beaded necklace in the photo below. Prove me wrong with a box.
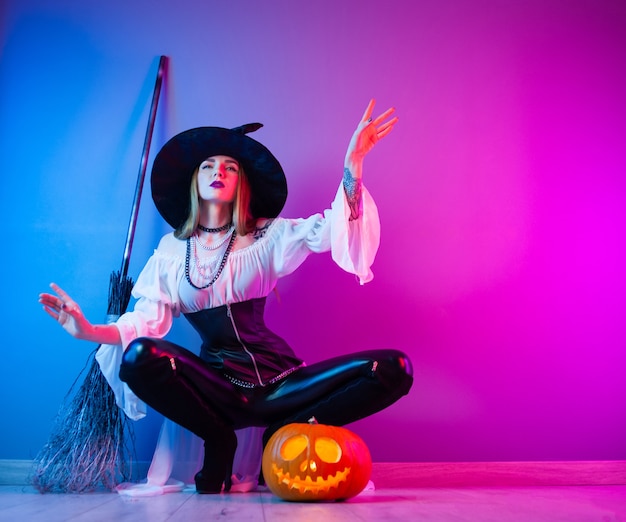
[185,231,236,290]
[195,227,234,251]
[197,222,232,233]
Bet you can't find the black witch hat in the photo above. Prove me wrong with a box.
[151,124,288,229]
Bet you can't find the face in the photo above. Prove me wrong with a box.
[197,155,240,204]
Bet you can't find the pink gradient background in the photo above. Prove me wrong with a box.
[1,0,624,463]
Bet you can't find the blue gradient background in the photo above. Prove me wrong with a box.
[1,0,625,463]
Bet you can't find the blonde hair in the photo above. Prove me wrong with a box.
[174,164,255,239]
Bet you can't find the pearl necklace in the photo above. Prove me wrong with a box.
[194,227,234,251]
[185,231,236,290]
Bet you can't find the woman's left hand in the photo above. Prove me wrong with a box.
[345,99,398,170]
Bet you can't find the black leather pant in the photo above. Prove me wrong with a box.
[120,337,412,434]
[119,337,413,488]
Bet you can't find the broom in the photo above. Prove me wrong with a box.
[32,55,168,493]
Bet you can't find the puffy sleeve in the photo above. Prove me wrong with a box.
[115,248,181,349]
[330,182,380,284]
[269,182,380,285]
[95,239,183,420]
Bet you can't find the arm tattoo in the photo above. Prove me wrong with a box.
[343,167,363,221]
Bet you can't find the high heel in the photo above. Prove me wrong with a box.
[194,430,237,494]
[194,469,231,494]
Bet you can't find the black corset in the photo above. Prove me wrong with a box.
[184,297,303,386]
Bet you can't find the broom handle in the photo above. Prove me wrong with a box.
[120,55,168,279]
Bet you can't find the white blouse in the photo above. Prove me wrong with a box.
[96,182,380,420]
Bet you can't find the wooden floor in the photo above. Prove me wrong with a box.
[2,461,625,521]
[1,483,625,521]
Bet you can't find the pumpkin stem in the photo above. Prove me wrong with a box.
[307,416,318,425]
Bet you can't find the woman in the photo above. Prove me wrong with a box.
[40,99,413,494]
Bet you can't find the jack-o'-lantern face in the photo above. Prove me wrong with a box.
[262,420,372,502]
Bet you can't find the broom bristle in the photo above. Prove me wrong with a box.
[32,271,136,493]
[107,271,134,316]
[31,353,135,493]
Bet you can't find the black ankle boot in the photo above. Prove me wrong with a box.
[194,430,237,494]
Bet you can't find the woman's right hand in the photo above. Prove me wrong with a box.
[40,283,122,345]
[39,283,95,340]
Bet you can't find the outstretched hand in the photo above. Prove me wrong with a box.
[345,99,398,170]
[39,283,93,340]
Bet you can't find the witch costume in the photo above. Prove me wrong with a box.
[95,123,413,494]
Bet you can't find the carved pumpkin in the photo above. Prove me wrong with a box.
[262,418,372,501]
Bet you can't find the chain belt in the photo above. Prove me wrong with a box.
[224,363,305,389]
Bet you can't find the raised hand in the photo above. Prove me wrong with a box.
[345,99,398,171]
